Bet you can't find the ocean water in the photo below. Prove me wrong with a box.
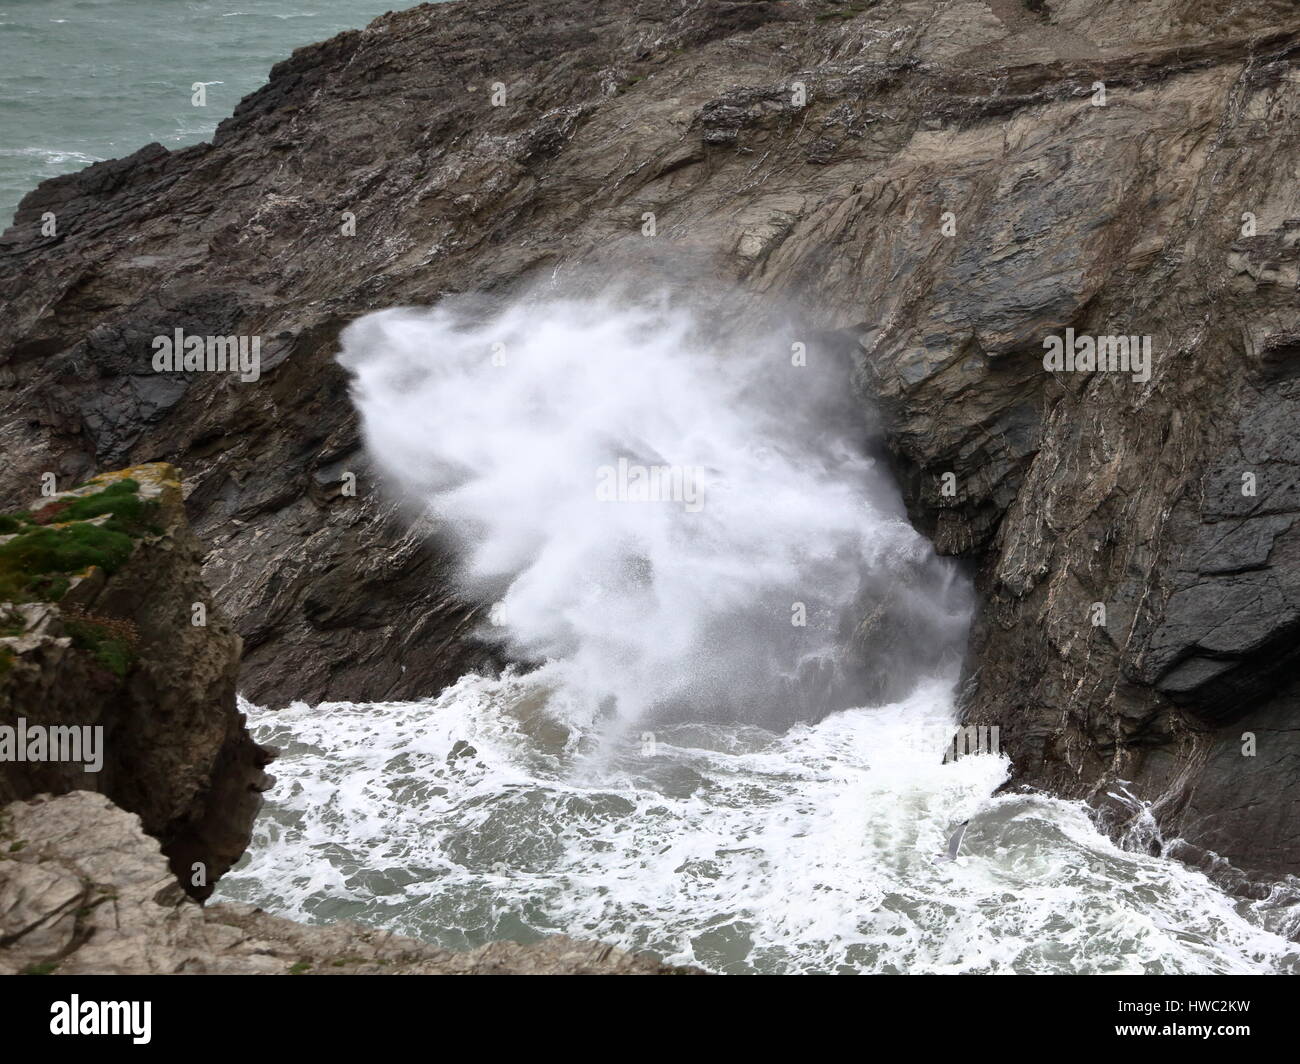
[0,0,399,226]
[219,681,1300,974]
[211,290,1300,974]
[10,1,1295,976]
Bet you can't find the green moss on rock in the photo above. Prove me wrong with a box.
[0,478,160,604]
[64,614,139,679]
[0,523,135,602]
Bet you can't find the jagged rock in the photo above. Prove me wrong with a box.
[1,0,1299,894]
[0,463,272,900]
[0,792,700,975]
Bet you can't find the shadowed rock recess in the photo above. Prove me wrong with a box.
[1,0,1298,904]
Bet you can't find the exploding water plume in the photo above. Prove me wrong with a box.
[338,285,970,732]
[219,285,1300,975]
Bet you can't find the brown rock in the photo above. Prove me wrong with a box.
[0,464,271,899]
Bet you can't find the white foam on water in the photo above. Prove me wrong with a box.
[216,290,1300,974]
[220,681,1299,974]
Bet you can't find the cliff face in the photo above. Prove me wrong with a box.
[0,463,272,900]
[1,0,1298,894]
[0,466,691,974]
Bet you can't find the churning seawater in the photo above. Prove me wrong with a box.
[214,292,1300,974]
[6,0,1296,979]
[0,0,400,226]
[219,682,1300,974]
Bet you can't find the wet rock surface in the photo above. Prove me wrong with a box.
[1,0,1299,895]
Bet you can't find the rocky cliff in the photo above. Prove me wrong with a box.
[0,463,272,899]
[1,0,1298,900]
[0,466,693,973]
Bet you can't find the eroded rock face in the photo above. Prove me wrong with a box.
[0,792,700,974]
[1,0,1299,890]
[0,464,272,899]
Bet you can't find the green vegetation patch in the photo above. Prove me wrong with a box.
[63,612,139,679]
[0,480,160,603]
[31,480,157,532]
[0,523,134,602]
